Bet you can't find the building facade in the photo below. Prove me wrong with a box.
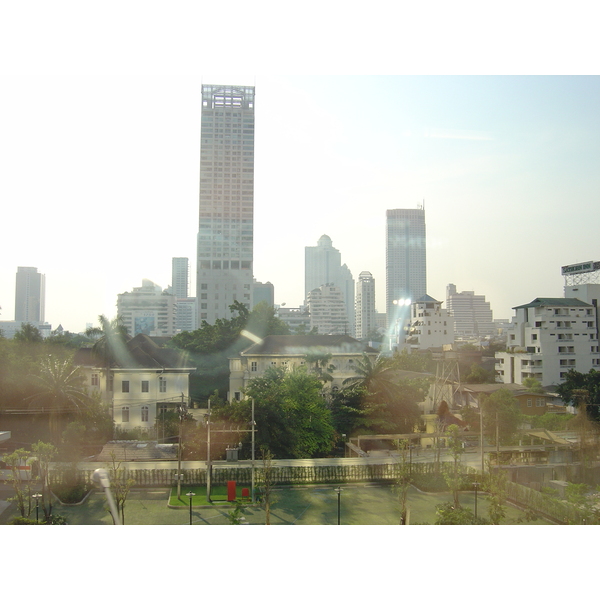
[307,284,350,335]
[75,334,194,432]
[446,283,495,337]
[196,84,255,325]
[252,280,274,308]
[355,271,377,340]
[386,207,427,347]
[495,297,599,387]
[15,266,45,323]
[117,279,178,337]
[404,295,454,351]
[305,235,355,335]
[229,334,378,401]
[172,257,189,299]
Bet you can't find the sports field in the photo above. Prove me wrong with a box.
[1,484,552,525]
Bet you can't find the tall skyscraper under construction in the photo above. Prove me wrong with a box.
[196,84,255,324]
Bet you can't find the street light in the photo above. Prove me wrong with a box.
[32,493,42,523]
[334,487,342,525]
[186,491,195,525]
[473,481,479,520]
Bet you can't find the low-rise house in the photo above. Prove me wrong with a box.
[74,334,195,433]
[228,334,378,401]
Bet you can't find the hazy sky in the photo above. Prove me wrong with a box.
[1,4,599,333]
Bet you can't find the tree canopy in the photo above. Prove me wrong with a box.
[556,369,600,421]
[212,367,335,458]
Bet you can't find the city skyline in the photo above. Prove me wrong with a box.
[1,10,599,334]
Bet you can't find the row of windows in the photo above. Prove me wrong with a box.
[121,406,149,423]
[120,379,167,393]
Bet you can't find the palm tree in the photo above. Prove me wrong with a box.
[343,353,421,434]
[304,351,336,383]
[85,315,130,401]
[27,357,91,439]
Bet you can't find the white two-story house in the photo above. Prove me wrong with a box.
[74,334,195,432]
[228,334,378,401]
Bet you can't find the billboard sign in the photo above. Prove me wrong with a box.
[561,261,600,276]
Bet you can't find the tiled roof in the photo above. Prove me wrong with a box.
[240,335,378,356]
[74,334,192,370]
[512,297,593,310]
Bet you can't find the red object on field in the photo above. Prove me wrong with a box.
[241,488,249,498]
[227,480,236,501]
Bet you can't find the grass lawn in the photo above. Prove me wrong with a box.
[1,484,552,525]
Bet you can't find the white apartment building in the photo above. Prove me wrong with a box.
[307,284,350,335]
[196,84,255,325]
[305,235,355,335]
[117,279,178,337]
[495,297,599,387]
[355,271,376,340]
[172,257,189,299]
[446,283,495,337]
[276,306,311,333]
[404,295,454,351]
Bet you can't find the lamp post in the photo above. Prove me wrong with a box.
[474,481,479,520]
[334,487,342,525]
[32,493,42,523]
[186,491,195,525]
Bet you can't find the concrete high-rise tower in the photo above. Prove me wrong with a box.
[305,235,355,335]
[172,257,189,299]
[15,266,45,323]
[355,271,376,340]
[196,84,255,324]
[386,207,427,328]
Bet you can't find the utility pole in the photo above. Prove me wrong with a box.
[251,395,255,503]
[206,397,212,503]
[177,393,186,501]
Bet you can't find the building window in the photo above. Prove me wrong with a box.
[527,399,532,407]
[91,374,99,387]
[536,399,545,407]
[159,377,167,393]
[234,391,241,401]
[122,406,130,422]
[142,381,149,393]
[122,381,130,393]
[251,361,258,372]
[141,406,149,422]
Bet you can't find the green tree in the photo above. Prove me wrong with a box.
[464,364,495,384]
[4,448,34,517]
[108,452,135,525]
[392,348,434,373]
[85,315,130,398]
[481,388,522,447]
[213,367,335,458]
[523,377,544,392]
[434,502,477,525]
[258,446,276,525]
[27,357,92,441]
[343,354,423,434]
[31,441,57,522]
[304,351,336,383]
[484,468,508,525]
[13,322,43,343]
[557,369,600,421]
[444,424,465,507]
